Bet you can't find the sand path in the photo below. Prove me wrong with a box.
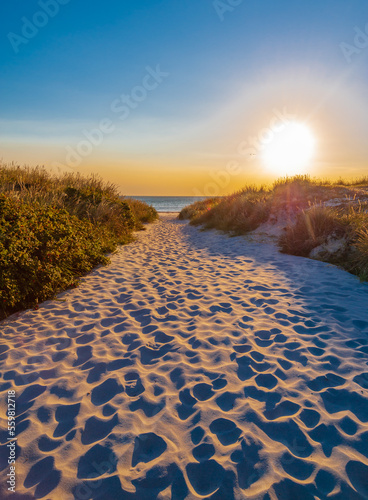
[1,213,368,499]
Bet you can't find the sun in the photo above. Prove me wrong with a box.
[261,121,315,176]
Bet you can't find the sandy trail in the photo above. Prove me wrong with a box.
[1,213,368,499]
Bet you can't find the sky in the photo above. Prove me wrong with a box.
[1,0,368,195]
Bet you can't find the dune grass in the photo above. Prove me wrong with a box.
[0,163,158,320]
[181,176,353,229]
[178,197,219,221]
[186,187,271,234]
[180,175,368,280]
[279,202,368,280]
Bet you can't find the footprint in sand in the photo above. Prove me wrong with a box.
[249,411,313,458]
[132,432,167,466]
[345,461,368,498]
[54,403,80,437]
[73,346,92,367]
[192,383,215,401]
[235,356,257,381]
[298,408,321,428]
[188,425,204,445]
[124,371,145,397]
[139,343,174,365]
[308,423,343,457]
[81,414,119,445]
[170,367,186,389]
[233,344,252,353]
[78,444,117,478]
[321,388,368,422]
[76,333,95,344]
[50,383,75,399]
[91,378,124,405]
[177,388,197,420]
[209,418,242,445]
[186,460,225,496]
[192,443,215,461]
[129,395,166,417]
[307,373,345,392]
[353,372,368,389]
[244,386,282,408]
[338,416,358,436]
[18,384,47,411]
[255,373,278,390]
[37,435,63,452]
[23,456,61,498]
[264,400,300,420]
[102,403,117,417]
[216,391,242,411]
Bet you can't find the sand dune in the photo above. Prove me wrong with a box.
[1,213,368,499]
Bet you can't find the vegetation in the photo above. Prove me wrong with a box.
[184,187,271,234]
[124,198,158,226]
[279,202,368,280]
[0,163,158,319]
[178,198,219,221]
[180,175,368,280]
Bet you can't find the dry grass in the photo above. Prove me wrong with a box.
[180,175,368,280]
[355,228,368,280]
[280,202,368,279]
[279,205,346,256]
[190,189,271,234]
[178,198,220,220]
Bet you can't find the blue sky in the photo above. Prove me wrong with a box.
[1,0,367,194]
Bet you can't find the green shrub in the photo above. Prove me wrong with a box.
[125,198,158,227]
[0,164,158,319]
[0,195,115,318]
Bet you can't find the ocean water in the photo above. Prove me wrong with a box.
[129,196,208,213]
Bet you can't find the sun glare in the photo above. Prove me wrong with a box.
[261,121,315,176]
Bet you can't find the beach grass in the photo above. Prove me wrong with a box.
[178,197,219,221]
[0,163,158,319]
[180,175,368,280]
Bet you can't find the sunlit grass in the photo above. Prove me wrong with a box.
[180,175,368,280]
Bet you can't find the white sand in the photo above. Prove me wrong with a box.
[1,213,368,499]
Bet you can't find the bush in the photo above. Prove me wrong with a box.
[125,198,158,227]
[279,203,368,280]
[279,206,346,256]
[0,164,158,319]
[0,196,113,318]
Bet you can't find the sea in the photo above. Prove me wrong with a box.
[129,196,208,213]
